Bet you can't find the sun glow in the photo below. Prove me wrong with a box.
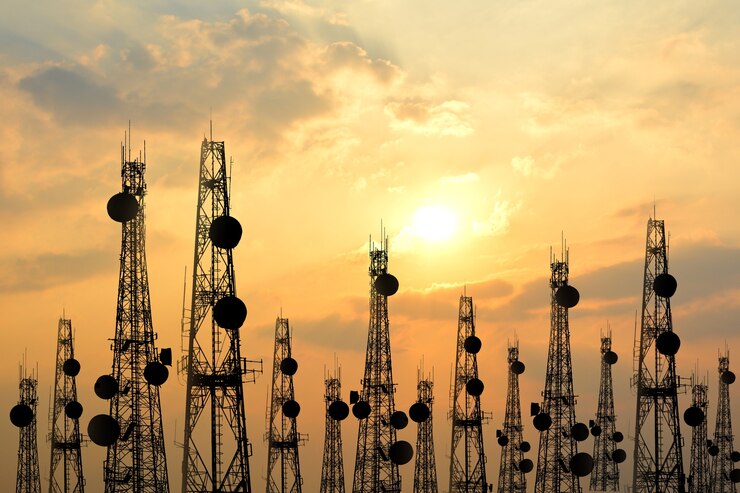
[411,205,458,243]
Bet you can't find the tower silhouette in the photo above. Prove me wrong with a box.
[413,370,438,493]
[449,294,488,492]
[710,351,736,493]
[533,248,588,493]
[181,130,260,493]
[320,369,346,493]
[16,362,41,493]
[104,136,169,491]
[352,234,401,493]
[48,317,85,493]
[265,316,305,493]
[687,375,709,493]
[631,218,685,493]
[590,333,621,491]
[497,340,528,493]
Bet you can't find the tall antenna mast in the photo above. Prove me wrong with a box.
[321,367,347,493]
[687,374,709,493]
[709,351,737,492]
[14,360,41,493]
[413,367,438,493]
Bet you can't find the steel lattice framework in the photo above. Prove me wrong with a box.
[497,342,526,493]
[16,364,41,493]
[352,236,400,493]
[631,218,685,493]
[48,317,85,493]
[688,376,709,493]
[449,295,488,493]
[710,352,736,493]
[181,134,259,493]
[320,372,345,493]
[590,334,619,491]
[265,317,304,493]
[413,373,438,493]
[106,142,169,492]
[534,251,581,493]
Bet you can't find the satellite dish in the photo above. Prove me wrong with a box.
[464,336,482,354]
[571,422,589,442]
[612,449,626,463]
[497,435,509,447]
[590,424,602,437]
[209,215,243,249]
[144,361,169,386]
[409,402,430,423]
[466,378,484,397]
[612,431,624,443]
[280,357,298,376]
[62,358,81,377]
[520,441,531,452]
[282,400,300,418]
[653,273,677,298]
[722,370,736,385]
[87,414,120,446]
[328,401,349,421]
[555,285,580,308]
[94,375,118,400]
[569,452,594,477]
[389,440,413,465]
[64,401,83,420]
[390,411,408,430]
[519,459,534,474]
[656,331,681,356]
[683,406,704,427]
[213,296,247,330]
[9,404,33,427]
[731,451,740,463]
[510,361,525,375]
[731,469,740,483]
[709,445,720,456]
[352,401,371,420]
[107,192,139,222]
[603,351,618,365]
[374,273,399,296]
[533,412,552,431]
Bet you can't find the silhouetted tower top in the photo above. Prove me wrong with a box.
[631,217,685,493]
[533,247,589,493]
[265,316,305,493]
[449,294,488,493]
[180,130,261,493]
[48,316,85,493]
[352,233,401,493]
[687,375,709,493]
[15,361,41,493]
[710,351,737,493]
[321,368,346,493]
[413,368,438,493]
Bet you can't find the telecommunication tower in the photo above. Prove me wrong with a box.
[181,129,260,493]
[533,248,589,493]
[710,351,737,492]
[631,218,685,493]
[15,362,41,493]
[449,294,488,492]
[321,369,346,493]
[352,234,401,493]
[497,340,528,493]
[413,370,438,493]
[102,135,169,491]
[687,375,709,493]
[265,316,305,493]
[590,333,621,491]
[48,317,85,493]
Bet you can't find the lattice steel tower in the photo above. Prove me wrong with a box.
[105,137,169,492]
[49,317,85,493]
[590,333,619,491]
[265,316,304,493]
[16,363,41,493]
[181,129,259,493]
[413,371,438,493]
[631,218,685,493]
[497,341,526,493]
[710,352,736,493]
[533,249,583,493]
[449,294,488,492]
[688,375,709,493]
[352,235,401,493]
[320,370,346,493]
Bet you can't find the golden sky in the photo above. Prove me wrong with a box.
[1,0,739,491]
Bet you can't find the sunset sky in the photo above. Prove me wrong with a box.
[1,0,739,491]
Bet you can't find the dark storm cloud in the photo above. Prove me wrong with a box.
[0,251,111,293]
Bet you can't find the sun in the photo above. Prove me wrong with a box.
[411,205,458,243]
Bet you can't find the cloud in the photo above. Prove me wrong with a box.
[0,251,111,293]
[290,313,367,351]
[385,99,473,137]
[440,172,479,185]
[472,200,521,237]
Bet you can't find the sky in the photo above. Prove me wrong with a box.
[1,0,739,491]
